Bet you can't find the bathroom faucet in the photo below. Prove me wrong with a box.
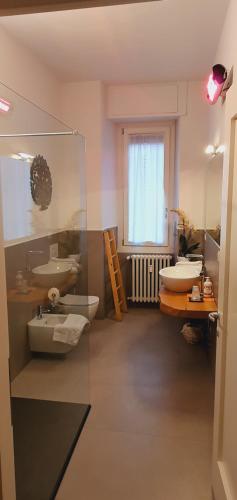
[185,254,204,261]
[185,254,205,294]
[26,250,44,272]
[37,303,54,319]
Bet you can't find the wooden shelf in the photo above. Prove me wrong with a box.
[159,286,217,319]
[7,275,78,304]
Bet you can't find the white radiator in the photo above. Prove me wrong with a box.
[127,254,172,303]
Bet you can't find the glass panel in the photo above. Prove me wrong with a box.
[0,81,90,499]
[204,154,223,246]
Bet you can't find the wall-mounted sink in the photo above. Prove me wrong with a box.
[32,261,71,288]
[159,265,201,293]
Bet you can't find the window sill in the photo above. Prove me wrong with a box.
[118,242,173,254]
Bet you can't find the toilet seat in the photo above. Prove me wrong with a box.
[59,294,99,306]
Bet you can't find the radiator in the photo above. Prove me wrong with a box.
[127,254,172,303]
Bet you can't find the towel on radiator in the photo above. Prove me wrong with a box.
[53,314,89,345]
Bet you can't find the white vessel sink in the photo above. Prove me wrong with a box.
[32,261,71,288]
[28,314,71,353]
[159,265,201,292]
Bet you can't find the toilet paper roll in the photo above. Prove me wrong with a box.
[48,287,60,303]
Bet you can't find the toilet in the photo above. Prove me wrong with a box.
[58,294,99,321]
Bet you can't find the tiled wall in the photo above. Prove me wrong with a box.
[5,230,84,381]
[204,231,220,301]
[5,227,116,380]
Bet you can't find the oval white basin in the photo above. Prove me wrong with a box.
[159,266,201,292]
[32,261,71,288]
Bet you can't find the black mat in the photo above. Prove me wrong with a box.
[12,397,90,500]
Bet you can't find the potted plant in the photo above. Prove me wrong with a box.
[170,208,200,257]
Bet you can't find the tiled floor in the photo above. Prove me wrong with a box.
[58,308,214,500]
[12,308,214,500]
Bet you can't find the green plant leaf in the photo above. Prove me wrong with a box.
[187,242,200,254]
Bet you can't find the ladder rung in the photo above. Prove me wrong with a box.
[104,229,127,321]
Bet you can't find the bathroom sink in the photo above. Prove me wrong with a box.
[32,261,71,288]
[159,266,201,293]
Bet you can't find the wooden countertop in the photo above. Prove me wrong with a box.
[159,286,217,319]
[7,274,78,304]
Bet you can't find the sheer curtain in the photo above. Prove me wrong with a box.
[128,134,166,245]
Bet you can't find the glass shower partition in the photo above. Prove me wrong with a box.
[0,82,89,500]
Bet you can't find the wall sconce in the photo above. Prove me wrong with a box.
[205,145,225,157]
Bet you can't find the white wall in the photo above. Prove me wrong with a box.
[178,81,210,228]
[101,85,117,229]
[60,80,117,231]
[0,25,61,119]
[107,81,209,240]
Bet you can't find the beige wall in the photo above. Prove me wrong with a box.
[60,79,210,234]
[178,81,210,228]
[0,25,61,118]
[60,81,118,231]
[107,80,209,229]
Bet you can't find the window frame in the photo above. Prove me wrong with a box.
[123,125,171,248]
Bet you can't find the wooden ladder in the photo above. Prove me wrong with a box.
[104,229,128,321]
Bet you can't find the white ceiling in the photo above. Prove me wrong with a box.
[0,0,229,83]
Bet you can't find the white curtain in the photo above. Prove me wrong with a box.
[128,134,166,245]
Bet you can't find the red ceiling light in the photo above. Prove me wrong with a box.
[0,97,11,113]
[206,64,227,105]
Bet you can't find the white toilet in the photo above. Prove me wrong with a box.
[58,294,99,321]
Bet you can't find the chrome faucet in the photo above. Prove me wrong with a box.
[26,250,44,272]
[37,303,54,319]
[185,254,205,294]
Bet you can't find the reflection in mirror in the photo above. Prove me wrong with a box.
[204,153,223,246]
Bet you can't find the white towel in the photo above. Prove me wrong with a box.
[53,314,89,346]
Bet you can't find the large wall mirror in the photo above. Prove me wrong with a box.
[204,153,223,247]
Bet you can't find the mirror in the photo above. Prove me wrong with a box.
[204,154,223,246]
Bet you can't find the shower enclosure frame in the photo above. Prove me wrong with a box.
[0,126,86,500]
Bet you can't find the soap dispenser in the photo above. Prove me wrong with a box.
[203,277,213,298]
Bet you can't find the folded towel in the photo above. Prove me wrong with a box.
[53,314,89,346]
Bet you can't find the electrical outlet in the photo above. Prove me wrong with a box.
[50,243,58,259]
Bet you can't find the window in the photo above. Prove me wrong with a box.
[124,127,171,247]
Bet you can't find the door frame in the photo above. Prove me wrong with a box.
[212,115,237,500]
[0,0,158,16]
[0,195,16,499]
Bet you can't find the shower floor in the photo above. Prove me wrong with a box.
[12,397,90,500]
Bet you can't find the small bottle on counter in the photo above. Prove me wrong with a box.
[16,270,24,291]
[191,285,201,301]
[203,277,213,298]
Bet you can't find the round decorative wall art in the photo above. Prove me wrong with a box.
[30,155,52,211]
